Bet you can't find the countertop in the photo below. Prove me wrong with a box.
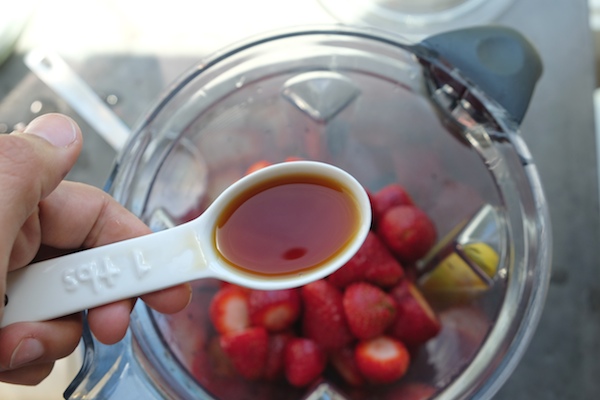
[0,0,598,399]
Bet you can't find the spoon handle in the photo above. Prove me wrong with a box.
[1,222,211,327]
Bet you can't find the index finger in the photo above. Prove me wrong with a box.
[36,181,192,343]
[38,181,150,249]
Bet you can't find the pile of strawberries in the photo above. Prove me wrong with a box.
[205,178,442,391]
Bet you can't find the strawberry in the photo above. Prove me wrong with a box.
[300,280,354,352]
[244,159,272,175]
[248,289,302,332]
[326,250,365,288]
[218,281,251,292]
[366,189,376,229]
[330,345,366,386]
[284,337,327,387]
[343,282,397,340]
[284,156,305,162]
[219,326,269,380]
[363,253,406,289]
[264,332,293,381]
[372,183,414,225]
[354,336,410,383]
[388,280,441,347]
[209,285,250,334]
[327,232,404,288]
[376,205,437,264]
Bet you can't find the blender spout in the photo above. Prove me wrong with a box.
[420,26,543,124]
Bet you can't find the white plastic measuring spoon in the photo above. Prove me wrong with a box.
[1,161,371,328]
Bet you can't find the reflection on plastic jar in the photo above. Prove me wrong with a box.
[318,0,517,37]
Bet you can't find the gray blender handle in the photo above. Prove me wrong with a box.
[421,26,542,123]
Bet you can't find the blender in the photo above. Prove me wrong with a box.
[62,25,551,400]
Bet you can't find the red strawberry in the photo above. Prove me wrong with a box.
[366,189,376,228]
[354,336,410,383]
[244,159,272,175]
[209,285,250,334]
[326,247,366,288]
[264,332,293,381]
[284,156,305,162]
[343,282,397,340]
[327,232,404,289]
[372,184,414,225]
[248,289,302,332]
[363,252,406,289]
[219,326,269,380]
[388,280,441,347]
[284,337,327,387]
[301,280,354,352]
[377,205,437,264]
[330,345,366,386]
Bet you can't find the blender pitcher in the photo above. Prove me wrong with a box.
[63,25,551,400]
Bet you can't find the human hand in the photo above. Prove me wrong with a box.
[0,113,192,385]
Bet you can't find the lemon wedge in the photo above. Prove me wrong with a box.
[419,242,499,301]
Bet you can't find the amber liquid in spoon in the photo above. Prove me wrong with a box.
[215,173,361,277]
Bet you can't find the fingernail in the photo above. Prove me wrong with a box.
[23,114,77,148]
[10,338,45,368]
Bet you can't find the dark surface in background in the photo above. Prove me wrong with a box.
[496,2,600,399]
[0,0,598,399]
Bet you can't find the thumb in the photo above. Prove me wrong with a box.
[22,114,80,148]
[0,113,82,258]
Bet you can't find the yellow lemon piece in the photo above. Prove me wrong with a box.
[419,242,499,299]
[462,242,499,278]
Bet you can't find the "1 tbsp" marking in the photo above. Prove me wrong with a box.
[62,250,153,293]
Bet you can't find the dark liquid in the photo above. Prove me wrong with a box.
[215,174,361,276]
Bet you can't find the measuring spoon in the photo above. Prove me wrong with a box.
[1,161,371,327]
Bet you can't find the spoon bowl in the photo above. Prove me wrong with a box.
[1,161,371,327]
